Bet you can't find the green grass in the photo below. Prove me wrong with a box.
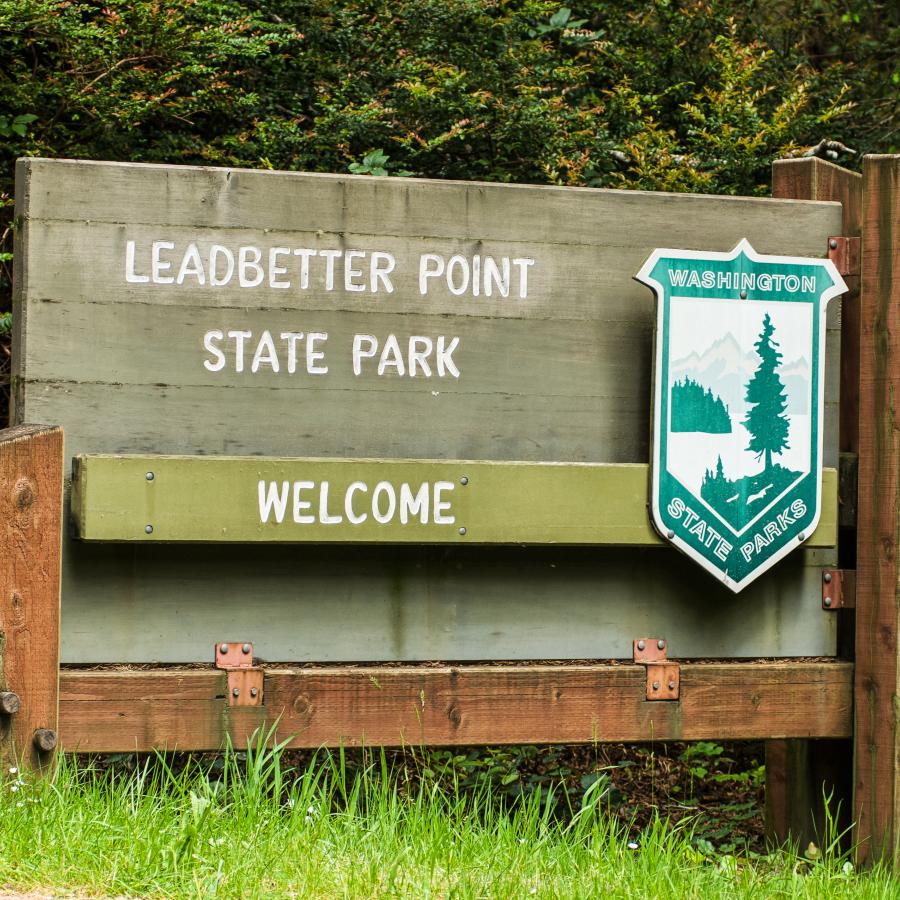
[0,736,896,899]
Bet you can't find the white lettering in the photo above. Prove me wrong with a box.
[372,481,397,523]
[292,481,315,524]
[251,330,280,373]
[399,482,429,524]
[152,240,175,284]
[306,332,328,375]
[176,243,205,285]
[433,481,455,524]
[203,330,226,372]
[238,247,264,288]
[436,336,460,378]
[125,240,150,283]
[209,245,234,286]
[419,253,444,294]
[259,480,289,524]
[353,334,379,376]
[268,247,291,289]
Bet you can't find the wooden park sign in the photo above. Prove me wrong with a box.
[22,154,900,862]
[639,240,846,590]
[9,159,845,665]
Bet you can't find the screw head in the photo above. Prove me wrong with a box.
[668,680,676,691]
[823,572,832,584]
[144,524,153,534]
[242,643,251,654]
[460,476,469,486]
[830,238,839,250]
[232,687,240,698]
[798,532,806,542]
[652,681,660,691]
[657,640,665,650]
[219,643,229,655]
[740,290,748,299]
[458,526,467,536]
[637,640,646,651]
[146,471,155,481]
[824,596,833,607]
[250,687,259,698]
[666,530,674,539]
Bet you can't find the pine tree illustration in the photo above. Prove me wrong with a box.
[743,313,790,472]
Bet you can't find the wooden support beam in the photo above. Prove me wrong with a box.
[0,425,63,771]
[768,157,862,853]
[855,154,900,864]
[57,661,853,752]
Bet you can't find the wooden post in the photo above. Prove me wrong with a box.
[0,425,63,772]
[855,154,900,864]
[766,157,862,848]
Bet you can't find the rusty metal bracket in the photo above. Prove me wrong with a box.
[214,642,264,706]
[633,638,680,701]
[827,236,860,277]
[822,569,856,610]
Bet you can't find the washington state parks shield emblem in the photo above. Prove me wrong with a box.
[636,239,847,592]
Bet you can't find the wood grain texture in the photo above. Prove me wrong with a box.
[13,159,843,664]
[0,425,63,770]
[769,157,862,855]
[56,544,838,663]
[70,454,839,547]
[57,660,853,751]
[774,158,862,455]
[855,154,900,864]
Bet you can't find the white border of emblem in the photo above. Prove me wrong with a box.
[636,239,847,592]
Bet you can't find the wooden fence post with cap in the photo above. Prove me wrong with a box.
[854,153,900,864]
[766,156,861,850]
[0,424,63,773]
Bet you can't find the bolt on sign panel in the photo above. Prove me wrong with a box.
[13,159,842,662]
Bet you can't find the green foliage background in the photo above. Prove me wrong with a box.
[0,0,897,315]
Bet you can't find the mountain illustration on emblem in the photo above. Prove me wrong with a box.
[669,312,807,531]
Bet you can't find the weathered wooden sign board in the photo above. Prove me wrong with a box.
[12,159,842,663]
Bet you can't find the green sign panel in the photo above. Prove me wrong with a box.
[637,239,846,592]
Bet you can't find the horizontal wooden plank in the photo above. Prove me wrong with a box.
[71,455,839,547]
[20,158,841,244]
[57,543,838,664]
[57,661,854,751]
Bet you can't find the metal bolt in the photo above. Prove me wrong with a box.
[232,687,240,698]
[219,643,229,655]
[144,524,153,534]
[823,572,832,584]
[666,530,674,539]
[146,471,155,481]
[657,640,665,650]
[668,680,676,691]
[459,526,467,536]
[652,681,660,691]
[250,687,258,698]
[824,596,833,607]
[33,728,57,753]
[798,532,806,542]
[460,476,469,486]
[740,290,747,299]
[0,691,21,715]
[830,238,839,250]
[637,640,646,651]
[242,643,251,655]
